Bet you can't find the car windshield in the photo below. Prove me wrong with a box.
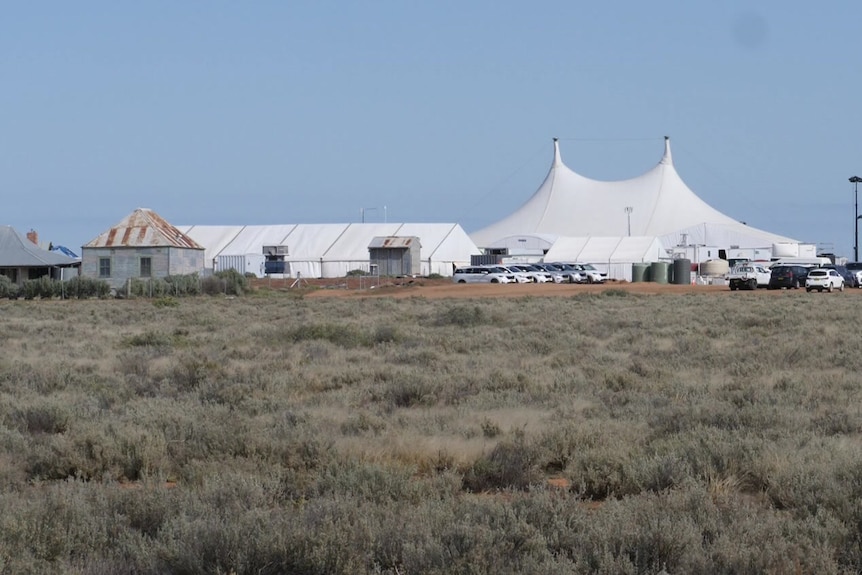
[580,264,598,271]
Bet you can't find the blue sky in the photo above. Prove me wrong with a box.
[3,1,861,256]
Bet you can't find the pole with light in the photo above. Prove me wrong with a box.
[624,206,633,236]
[852,176,862,262]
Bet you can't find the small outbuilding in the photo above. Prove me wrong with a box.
[0,226,80,283]
[368,236,421,276]
[81,208,205,290]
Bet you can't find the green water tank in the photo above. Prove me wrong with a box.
[651,261,669,284]
[673,258,692,285]
[632,262,650,282]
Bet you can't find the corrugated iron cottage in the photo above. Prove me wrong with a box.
[81,208,205,290]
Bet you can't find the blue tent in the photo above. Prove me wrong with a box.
[51,245,79,259]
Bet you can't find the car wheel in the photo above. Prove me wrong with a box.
[457,280,466,284]
[490,278,499,283]
[748,279,756,289]
[806,288,812,292]
[793,279,800,289]
[828,284,833,292]
[840,283,845,292]
[730,285,737,291]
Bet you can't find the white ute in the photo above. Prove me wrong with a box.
[727,263,771,290]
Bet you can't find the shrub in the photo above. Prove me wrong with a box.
[463,433,541,492]
[64,276,111,299]
[0,275,18,298]
[435,304,490,327]
[202,269,248,296]
[20,277,59,299]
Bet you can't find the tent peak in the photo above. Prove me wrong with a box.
[553,138,562,167]
[660,136,673,165]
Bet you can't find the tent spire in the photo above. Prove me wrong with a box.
[660,136,673,165]
[553,137,563,167]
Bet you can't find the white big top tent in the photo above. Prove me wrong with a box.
[178,223,481,278]
[470,137,796,255]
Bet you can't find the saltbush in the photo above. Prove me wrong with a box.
[2,293,862,572]
[0,275,18,298]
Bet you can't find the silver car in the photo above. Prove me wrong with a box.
[452,266,511,284]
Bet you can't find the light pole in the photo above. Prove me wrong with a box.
[624,206,633,236]
[852,177,862,262]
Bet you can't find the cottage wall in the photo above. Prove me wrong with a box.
[82,247,204,289]
[168,247,205,276]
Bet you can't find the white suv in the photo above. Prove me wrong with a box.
[491,265,531,283]
[570,263,607,283]
[505,264,553,283]
[805,268,844,292]
[452,266,511,284]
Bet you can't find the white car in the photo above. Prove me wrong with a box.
[570,263,607,283]
[557,263,592,283]
[505,264,553,283]
[805,268,844,293]
[491,265,531,284]
[532,263,572,283]
[452,266,511,284]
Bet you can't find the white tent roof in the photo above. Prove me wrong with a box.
[471,138,796,249]
[543,236,666,263]
[179,222,481,277]
[177,225,246,264]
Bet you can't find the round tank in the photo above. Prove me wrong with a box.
[673,258,692,285]
[631,262,650,283]
[772,242,799,258]
[700,259,729,277]
[650,261,669,284]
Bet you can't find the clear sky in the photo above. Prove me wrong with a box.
[3,1,862,256]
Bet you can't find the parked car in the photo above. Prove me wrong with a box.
[805,268,845,292]
[452,266,511,284]
[767,265,811,290]
[845,262,862,287]
[822,264,857,288]
[547,262,587,283]
[569,263,607,283]
[505,264,553,283]
[486,265,529,283]
[727,263,771,290]
[532,263,571,283]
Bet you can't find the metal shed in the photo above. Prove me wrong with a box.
[368,236,421,277]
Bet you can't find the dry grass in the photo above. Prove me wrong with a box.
[1,290,862,573]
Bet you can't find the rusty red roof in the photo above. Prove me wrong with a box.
[84,208,204,249]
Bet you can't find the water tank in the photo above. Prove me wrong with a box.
[650,261,669,284]
[631,263,650,283]
[673,258,692,285]
[772,242,799,258]
[700,259,729,277]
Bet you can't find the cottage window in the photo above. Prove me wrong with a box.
[140,257,152,278]
[99,258,111,278]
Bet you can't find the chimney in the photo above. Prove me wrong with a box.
[26,229,39,245]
